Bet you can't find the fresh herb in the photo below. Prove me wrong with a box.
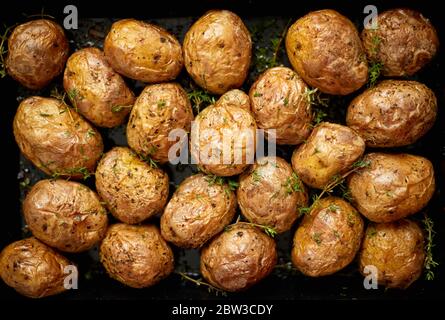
[139,154,158,168]
[187,88,216,114]
[176,271,227,296]
[312,232,322,245]
[157,100,166,109]
[368,61,383,87]
[39,113,52,117]
[0,25,14,78]
[304,87,329,108]
[283,96,289,106]
[19,177,31,189]
[284,172,302,195]
[328,204,340,212]
[370,34,382,56]
[347,212,356,227]
[87,129,96,138]
[111,104,132,113]
[253,92,263,97]
[205,174,238,196]
[251,169,262,184]
[298,206,311,216]
[67,88,81,112]
[52,166,92,180]
[367,226,377,237]
[333,230,340,239]
[423,213,439,281]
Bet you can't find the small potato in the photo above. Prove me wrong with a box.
[346,80,437,148]
[249,67,312,144]
[285,10,368,95]
[13,97,103,179]
[6,19,69,90]
[63,47,135,128]
[291,197,364,277]
[237,157,308,233]
[216,89,250,111]
[348,153,435,223]
[183,10,252,94]
[104,19,183,83]
[292,122,365,189]
[0,238,75,298]
[160,174,236,248]
[200,223,277,292]
[100,224,174,288]
[95,147,169,224]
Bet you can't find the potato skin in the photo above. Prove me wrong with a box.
[104,19,183,83]
[6,19,69,90]
[63,47,135,128]
[237,157,308,233]
[160,174,236,248]
[291,197,364,277]
[216,89,250,111]
[95,147,169,224]
[346,80,437,148]
[0,238,74,298]
[100,224,174,288]
[285,9,368,95]
[362,8,439,77]
[183,10,252,94]
[200,223,277,292]
[359,220,425,289]
[249,67,312,144]
[126,83,193,163]
[348,153,435,223]
[13,97,103,179]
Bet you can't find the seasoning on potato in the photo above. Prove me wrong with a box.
[216,89,250,111]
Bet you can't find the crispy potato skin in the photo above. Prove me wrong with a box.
[359,220,425,289]
[100,224,174,288]
[13,97,103,179]
[126,83,193,163]
[362,8,439,77]
[348,153,435,223]
[63,47,135,128]
[291,122,365,189]
[285,10,368,95]
[95,147,169,224]
[6,19,69,90]
[346,80,437,148]
[237,157,308,233]
[104,19,183,83]
[291,197,364,277]
[0,238,74,298]
[249,67,312,144]
[200,223,277,292]
[161,174,236,248]
[216,89,250,111]
[183,10,252,94]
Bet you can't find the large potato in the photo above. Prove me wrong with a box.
[216,89,250,111]
[183,10,252,94]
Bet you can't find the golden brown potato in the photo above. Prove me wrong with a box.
[183,10,252,94]
[249,67,312,144]
[362,8,439,77]
[160,174,236,248]
[346,80,437,148]
[200,223,277,292]
[126,83,193,164]
[95,147,169,224]
[359,220,425,289]
[216,89,250,111]
[13,97,103,179]
[0,238,75,298]
[6,19,69,90]
[63,47,135,128]
[348,153,435,223]
[237,157,308,233]
[104,19,183,83]
[291,197,364,277]
[285,9,368,95]
[100,224,174,288]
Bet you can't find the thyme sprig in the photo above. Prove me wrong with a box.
[176,272,227,297]
[423,213,439,281]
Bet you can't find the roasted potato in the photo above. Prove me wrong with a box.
[183,10,252,94]
[13,97,103,179]
[216,89,250,111]
[285,9,368,95]
[348,153,435,223]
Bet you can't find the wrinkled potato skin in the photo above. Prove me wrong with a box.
[249,67,312,144]
[346,80,437,148]
[161,174,236,248]
[348,153,435,223]
[183,10,252,94]
[104,19,183,83]
[100,224,174,288]
[13,97,103,179]
[126,83,193,163]
[292,122,365,189]
[237,157,308,233]
[362,9,439,77]
[0,238,74,298]
[201,223,277,292]
[285,10,368,95]
[359,220,425,289]
[6,19,69,90]
[95,147,169,224]
[216,89,250,111]
[291,197,364,277]
[63,47,135,128]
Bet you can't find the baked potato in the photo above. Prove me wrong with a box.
[216,89,250,111]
